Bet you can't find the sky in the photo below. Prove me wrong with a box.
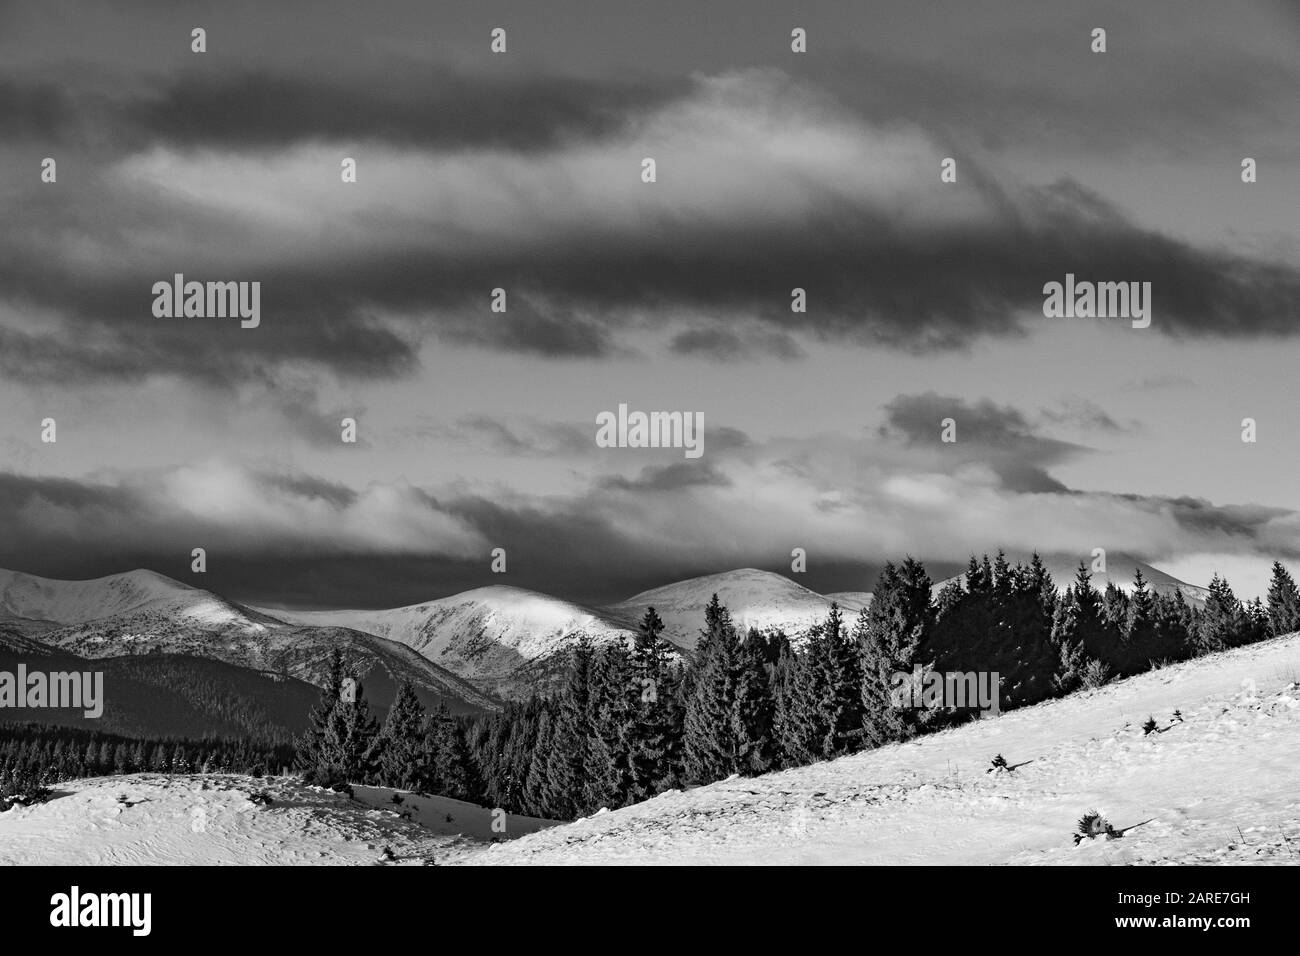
[1,0,1299,607]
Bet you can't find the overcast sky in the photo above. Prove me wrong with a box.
[2,0,1299,607]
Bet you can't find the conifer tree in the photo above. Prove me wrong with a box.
[734,628,776,774]
[376,682,428,791]
[785,604,861,761]
[295,647,344,779]
[1266,561,1300,637]
[522,707,555,815]
[302,665,381,791]
[859,559,933,748]
[681,595,748,783]
[430,706,482,803]
[1123,568,1157,669]
[542,636,594,819]
[626,607,683,800]
[584,642,636,808]
[1195,574,1247,655]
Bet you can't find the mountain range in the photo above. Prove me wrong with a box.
[0,555,1208,738]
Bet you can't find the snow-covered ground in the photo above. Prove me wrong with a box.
[0,775,554,866]
[4,633,1296,865]
[453,633,1300,865]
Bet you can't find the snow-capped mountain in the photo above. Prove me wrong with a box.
[0,568,495,714]
[605,568,849,650]
[0,558,1212,713]
[0,567,276,632]
[261,586,638,700]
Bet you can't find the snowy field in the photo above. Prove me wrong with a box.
[3,633,1298,865]
[0,775,553,866]
[457,633,1300,866]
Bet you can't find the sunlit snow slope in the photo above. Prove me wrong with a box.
[453,633,1300,865]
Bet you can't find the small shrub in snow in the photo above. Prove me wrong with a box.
[1073,810,1117,845]
[1080,659,1111,689]
[987,753,1009,773]
[1142,716,1158,736]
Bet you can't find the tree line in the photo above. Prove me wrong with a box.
[294,554,1300,822]
[7,556,1297,817]
[0,723,292,809]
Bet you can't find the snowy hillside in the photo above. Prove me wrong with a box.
[262,586,637,699]
[0,774,554,866]
[0,567,494,714]
[447,633,1300,865]
[824,591,873,612]
[607,568,850,650]
[0,568,277,632]
[5,634,1295,866]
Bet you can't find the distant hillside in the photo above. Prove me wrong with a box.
[606,568,847,650]
[0,568,496,715]
[263,586,637,700]
[0,639,318,741]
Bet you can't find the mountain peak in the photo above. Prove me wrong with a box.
[608,567,840,649]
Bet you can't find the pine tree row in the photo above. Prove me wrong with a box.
[454,555,1300,820]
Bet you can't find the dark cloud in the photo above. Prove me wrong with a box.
[669,327,805,361]
[880,391,1084,493]
[708,426,753,453]
[117,69,683,153]
[0,76,78,141]
[596,461,731,492]
[1113,493,1291,540]
[259,473,357,509]
[813,32,1300,160]
[4,58,1300,391]
[434,416,593,457]
[434,298,615,358]
[882,392,1072,452]
[1039,398,1129,433]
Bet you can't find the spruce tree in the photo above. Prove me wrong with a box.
[626,607,683,801]
[424,706,482,804]
[376,682,428,791]
[1266,561,1300,637]
[734,628,776,774]
[522,707,555,816]
[584,642,636,808]
[295,648,345,779]
[1195,574,1247,654]
[788,604,861,761]
[1124,568,1158,669]
[859,559,934,748]
[682,595,743,783]
[305,670,381,791]
[542,636,594,819]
